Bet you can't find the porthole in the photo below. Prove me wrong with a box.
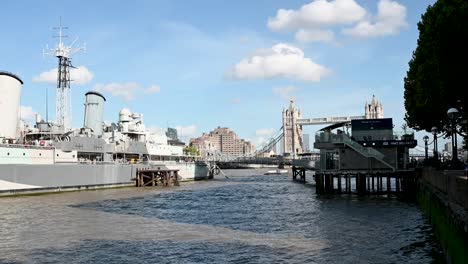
[23,153,26,156]
[57,154,59,157]
[39,153,42,156]
[7,153,10,155]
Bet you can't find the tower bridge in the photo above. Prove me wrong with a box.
[255,95,384,157]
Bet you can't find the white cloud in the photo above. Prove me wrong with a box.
[33,66,94,85]
[295,29,335,43]
[252,128,279,148]
[268,0,407,42]
[228,43,330,82]
[94,82,139,101]
[147,126,166,135]
[253,128,279,148]
[343,0,407,38]
[273,86,298,101]
[256,128,275,137]
[144,85,161,94]
[176,125,198,140]
[268,0,366,31]
[94,83,161,101]
[20,106,36,120]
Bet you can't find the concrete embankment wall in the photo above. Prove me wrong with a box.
[417,167,468,263]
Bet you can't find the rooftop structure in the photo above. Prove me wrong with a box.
[314,118,417,172]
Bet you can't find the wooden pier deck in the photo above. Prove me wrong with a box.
[291,166,416,195]
[314,170,416,195]
[136,168,180,187]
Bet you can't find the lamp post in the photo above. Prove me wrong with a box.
[423,135,429,160]
[431,126,438,160]
[447,108,459,161]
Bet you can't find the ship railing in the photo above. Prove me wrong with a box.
[0,143,55,150]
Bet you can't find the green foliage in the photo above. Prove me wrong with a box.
[404,0,468,134]
[184,146,200,156]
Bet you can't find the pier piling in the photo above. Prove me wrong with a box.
[136,168,180,187]
[292,166,306,183]
[313,170,416,195]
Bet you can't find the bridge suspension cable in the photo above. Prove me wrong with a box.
[255,127,284,156]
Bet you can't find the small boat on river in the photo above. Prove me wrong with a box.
[264,169,288,175]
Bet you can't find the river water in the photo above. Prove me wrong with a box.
[0,169,444,263]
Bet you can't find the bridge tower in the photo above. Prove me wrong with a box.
[282,100,303,158]
[365,95,384,119]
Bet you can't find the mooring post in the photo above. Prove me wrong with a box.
[357,173,366,195]
[324,174,330,193]
[137,169,141,187]
[174,170,180,186]
[337,174,342,193]
[344,175,348,193]
[386,173,391,194]
[380,176,383,193]
[135,169,139,187]
[396,176,400,192]
[356,173,361,194]
[348,175,352,193]
[315,173,321,193]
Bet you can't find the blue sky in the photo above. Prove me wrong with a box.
[0,0,437,149]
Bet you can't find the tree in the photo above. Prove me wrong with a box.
[404,0,468,140]
[184,146,200,156]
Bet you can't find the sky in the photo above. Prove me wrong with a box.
[0,0,440,151]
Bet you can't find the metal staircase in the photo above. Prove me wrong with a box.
[341,135,395,171]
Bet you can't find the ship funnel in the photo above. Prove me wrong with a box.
[83,91,106,137]
[0,71,23,140]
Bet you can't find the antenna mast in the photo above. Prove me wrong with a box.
[43,17,85,132]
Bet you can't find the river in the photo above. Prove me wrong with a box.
[0,169,444,263]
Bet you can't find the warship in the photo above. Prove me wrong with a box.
[0,71,209,196]
[0,22,209,195]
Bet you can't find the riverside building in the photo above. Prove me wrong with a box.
[190,127,254,157]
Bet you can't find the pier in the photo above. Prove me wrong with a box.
[314,170,416,195]
[135,168,180,187]
[291,166,306,183]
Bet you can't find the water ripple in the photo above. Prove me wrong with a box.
[0,171,444,263]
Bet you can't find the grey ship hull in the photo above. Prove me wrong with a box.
[0,162,209,196]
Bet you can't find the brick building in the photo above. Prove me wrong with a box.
[190,127,254,157]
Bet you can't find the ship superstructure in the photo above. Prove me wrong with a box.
[0,21,209,195]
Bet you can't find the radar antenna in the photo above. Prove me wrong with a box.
[43,17,85,132]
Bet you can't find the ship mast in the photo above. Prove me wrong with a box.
[44,17,85,132]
